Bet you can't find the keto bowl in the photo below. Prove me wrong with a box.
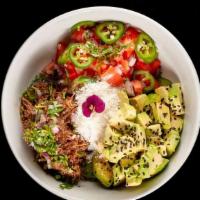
[1,6,200,200]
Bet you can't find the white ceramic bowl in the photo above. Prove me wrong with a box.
[2,6,200,200]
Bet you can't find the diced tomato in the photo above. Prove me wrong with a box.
[99,64,109,74]
[135,58,161,76]
[113,56,130,77]
[69,72,79,80]
[84,68,96,77]
[120,27,139,44]
[122,47,135,60]
[150,59,161,76]
[154,79,160,89]
[64,62,79,80]
[90,29,101,44]
[55,41,67,61]
[135,60,151,72]
[132,80,144,95]
[71,28,85,43]
[101,66,124,86]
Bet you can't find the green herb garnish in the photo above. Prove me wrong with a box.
[59,182,74,189]
[47,101,63,117]
[24,126,57,155]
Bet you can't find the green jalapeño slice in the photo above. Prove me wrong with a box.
[96,21,125,44]
[135,32,158,63]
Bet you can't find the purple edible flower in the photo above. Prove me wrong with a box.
[82,95,105,117]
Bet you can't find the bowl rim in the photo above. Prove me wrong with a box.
[1,6,200,200]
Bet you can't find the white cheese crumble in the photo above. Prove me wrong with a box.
[72,81,120,150]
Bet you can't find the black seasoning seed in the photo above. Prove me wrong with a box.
[163,113,168,118]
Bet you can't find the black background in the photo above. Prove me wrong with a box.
[0,0,199,199]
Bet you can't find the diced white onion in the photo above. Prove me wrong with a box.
[125,80,135,97]
[128,56,136,67]
[52,126,59,134]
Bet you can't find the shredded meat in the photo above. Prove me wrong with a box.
[20,97,36,129]
[20,69,89,182]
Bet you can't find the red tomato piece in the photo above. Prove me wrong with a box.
[71,28,85,43]
[154,79,160,89]
[135,58,161,76]
[100,64,109,74]
[101,66,124,86]
[150,59,161,75]
[132,80,144,95]
[84,68,96,77]
[120,27,139,44]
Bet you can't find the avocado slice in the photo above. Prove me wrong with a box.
[93,154,113,187]
[109,117,137,134]
[136,145,169,178]
[148,93,161,104]
[105,134,146,163]
[136,112,152,128]
[103,125,121,146]
[155,86,170,104]
[112,164,125,186]
[164,130,180,157]
[120,154,136,168]
[119,103,137,121]
[170,114,184,132]
[118,90,129,107]
[129,94,148,112]
[125,167,142,187]
[168,83,185,115]
[146,124,162,136]
[151,102,171,130]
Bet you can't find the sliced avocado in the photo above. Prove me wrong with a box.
[106,134,145,163]
[118,90,129,107]
[146,124,162,136]
[158,144,168,157]
[103,125,121,146]
[120,154,136,168]
[143,145,169,176]
[125,167,142,187]
[155,86,170,104]
[137,112,152,128]
[109,117,134,134]
[148,93,161,104]
[120,103,137,121]
[133,154,151,179]
[112,164,125,186]
[93,154,113,187]
[151,102,171,129]
[164,130,180,156]
[170,114,184,132]
[168,83,185,115]
[129,94,148,112]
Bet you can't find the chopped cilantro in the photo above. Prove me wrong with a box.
[24,126,57,155]
[48,101,63,117]
[59,182,74,189]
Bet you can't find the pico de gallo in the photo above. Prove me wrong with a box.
[54,20,169,94]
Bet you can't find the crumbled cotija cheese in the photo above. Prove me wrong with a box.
[72,81,120,150]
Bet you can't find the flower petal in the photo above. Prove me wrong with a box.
[95,99,105,113]
[82,101,92,117]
